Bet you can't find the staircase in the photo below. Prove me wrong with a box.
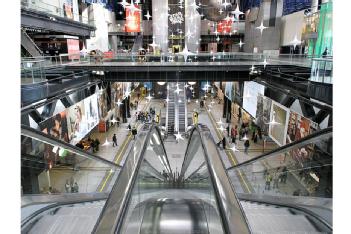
[21,28,42,57]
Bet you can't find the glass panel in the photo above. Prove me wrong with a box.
[227,133,332,198]
[119,129,224,234]
[21,135,120,195]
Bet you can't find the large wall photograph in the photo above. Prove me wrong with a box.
[269,101,290,146]
[243,81,265,117]
[255,94,272,135]
[66,100,87,145]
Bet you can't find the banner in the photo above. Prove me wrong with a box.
[67,39,80,59]
[39,111,70,163]
[255,94,272,135]
[243,81,265,118]
[225,82,233,101]
[125,5,141,32]
[269,101,290,146]
[97,89,109,119]
[40,111,70,143]
[286,110,318,144]
[217,20,232,34]
[84,94,99,132]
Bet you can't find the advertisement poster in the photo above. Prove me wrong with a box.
[39,111,70,165]
[269,101,290,146]
[66,100,88,145]
[224,82,233,101]
[255,94,272,134]
[217,20,232,34]
[64,0,73,19]
[97,89,108,119]
[125,5,141,32]
[67,39,80,59]
[286,111,319,144]
[83,94,99,132]
[39,111,70,143]
[243,81,265,118]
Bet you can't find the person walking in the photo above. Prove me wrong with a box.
[73,182,79,193]
[231,126,235,143]
[273,172,279,189]
[226,124,230,137]
[222,137,226,149]
[65,180,70,193]
[112,134,118,147]
[265,173,272,190]
[132,126,137,139]
[244,140,250,154]
[281,167,288,183]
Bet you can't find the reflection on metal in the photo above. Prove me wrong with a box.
[178,125,251,233]
[238,195,332,232]
[21,125,121,169]
[93,125,169,234]
[139,198,210,234]
[226,127,332,170]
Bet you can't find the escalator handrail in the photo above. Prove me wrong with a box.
[92,124,170,234]
[21,194,108,229]
[182,124,252,234]
[227,126,332,171]
[236,193,333,231]
[21,124,121,169]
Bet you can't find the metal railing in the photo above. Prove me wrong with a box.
[310,57,333,84]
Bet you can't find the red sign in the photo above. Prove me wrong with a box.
[67,39,80,59]
[125,5,141,32]
[217,20,232,34]
[103,51,114,59]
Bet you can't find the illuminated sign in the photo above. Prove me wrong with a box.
[125,5,141,32]
[217,20,232,34]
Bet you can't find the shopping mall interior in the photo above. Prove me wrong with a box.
[13,0,339,233]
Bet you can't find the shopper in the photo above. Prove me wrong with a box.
[132,126,137,139]
[281,167,288,183]
[73,182,79,193]
[265,173,272,190]
[222,137,226,149]
[273,172,279,189]
[226,124,230,137]
[65,180,70,193]
[231,126,236,143]
[253,132,258,143]
[244,140,250,154]
[112,134,118,147]
[94,138,100,152]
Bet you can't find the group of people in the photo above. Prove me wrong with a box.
[127,124,138,139]
[137,111,152,123]
[264,167,288,191]
[65,179,79,193]
[76,137,100,153]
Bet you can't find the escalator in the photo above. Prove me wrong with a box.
[21,124,332,233]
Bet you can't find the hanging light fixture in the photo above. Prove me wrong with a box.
[188,81,196,85]
[157,82,166,85]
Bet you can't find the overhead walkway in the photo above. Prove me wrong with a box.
[21,124,332,234]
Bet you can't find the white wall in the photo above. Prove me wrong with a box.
[280,10,305,46]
